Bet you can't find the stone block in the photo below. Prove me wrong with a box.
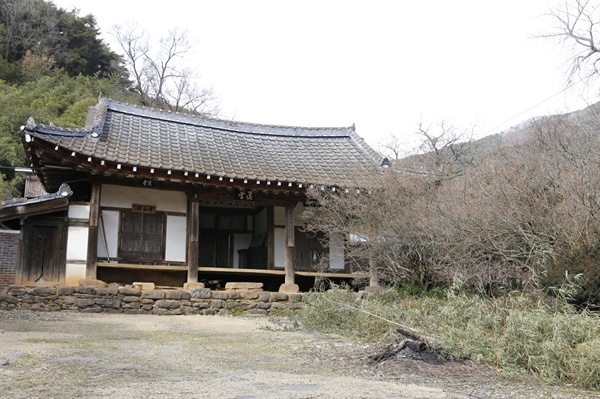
[96,287,119,296]
[29,287,57,296]
[278,283,300,294]
[79,279,107,288]
[0,294,18,304]
[74,287,96,295]
[226,301,241,310]
[239,300,257,310]
[228,291,241,300]
[192,301,209,309]
[141,290,165,300]
[256,302,272,310]
[225,282,263,290]
[165,290,191,300]
[121,302,140,309]
[257,291,271,302]
[56,286,75,296]
[141,299,155,305]
[155,299,181,309]
[6,285,26,295]
[75,298,95,308]
[210,299,224,309]
[133,282,155,291]
[183,282,205,290]
[211,291,229,300]
[182,306,198,315]
[119,287,141,296]
[239,291,259,300]
[95,298,121,308]
[191,288,212,299]
[121,296,141,303]
[270,292,289,302]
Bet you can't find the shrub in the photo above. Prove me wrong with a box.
[296,286,600,389]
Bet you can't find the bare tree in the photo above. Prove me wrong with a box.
[112,23,218,116]
[545,0,600,87]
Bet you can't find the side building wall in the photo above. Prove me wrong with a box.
[0,230,19,290]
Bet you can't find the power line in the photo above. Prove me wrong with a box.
[481,78,585,137]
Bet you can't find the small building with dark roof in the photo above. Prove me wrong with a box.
[0,98,383,291]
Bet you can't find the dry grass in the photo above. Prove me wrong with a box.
[295,285,600,390]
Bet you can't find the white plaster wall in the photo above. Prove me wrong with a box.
[329,233,345,270]
[233,233,253,268]
[65,263,86,286]
[100,184,187,213]
[274,227,285,268]
[67,226,88,261]
[166,215,186,262]
[97,210,119,258]
[68,204,90,219]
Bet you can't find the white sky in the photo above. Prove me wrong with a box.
[51,0,598,152]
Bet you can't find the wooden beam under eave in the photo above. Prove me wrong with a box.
[86,182,101,280]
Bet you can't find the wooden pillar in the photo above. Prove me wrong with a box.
[86,182,101,279]
[284,202,295,285]
[267,206,274,270]
[186,196,200,283]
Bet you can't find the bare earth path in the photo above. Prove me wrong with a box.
[0,311,598,399]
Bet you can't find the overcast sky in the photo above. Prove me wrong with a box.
[51,0,597,152]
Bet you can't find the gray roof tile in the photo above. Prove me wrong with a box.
[26,98,383,187]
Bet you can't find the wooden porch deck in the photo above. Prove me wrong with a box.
[96,262,367,280]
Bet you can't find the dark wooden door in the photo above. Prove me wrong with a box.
[199,231,232,267]
[23,223,67,283]
[119,212,165,262]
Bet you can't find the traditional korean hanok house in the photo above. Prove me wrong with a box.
[0,98,384,292]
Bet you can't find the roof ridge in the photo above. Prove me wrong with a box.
[103,98,355,135]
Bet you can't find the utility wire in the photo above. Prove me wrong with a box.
[481,77,585,137]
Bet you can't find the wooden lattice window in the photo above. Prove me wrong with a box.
[118,211,165,262]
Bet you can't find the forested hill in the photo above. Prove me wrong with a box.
[0,0,217,202]
[394,100,600,175]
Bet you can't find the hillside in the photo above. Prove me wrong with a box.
[395,100,600,172]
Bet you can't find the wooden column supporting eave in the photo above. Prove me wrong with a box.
[284,202,295,285]
[186,198,200,283]
[86,183,101,279]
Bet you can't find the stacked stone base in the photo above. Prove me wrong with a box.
[0,281,303,315]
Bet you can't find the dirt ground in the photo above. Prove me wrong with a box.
[0,310,598,399]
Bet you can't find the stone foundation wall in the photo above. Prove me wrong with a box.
[0,231,19,290]
[0,283,303,315]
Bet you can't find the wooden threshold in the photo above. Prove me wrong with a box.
[96,262,369,279]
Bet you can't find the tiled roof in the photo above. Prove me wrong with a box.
[25,98,383,188]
